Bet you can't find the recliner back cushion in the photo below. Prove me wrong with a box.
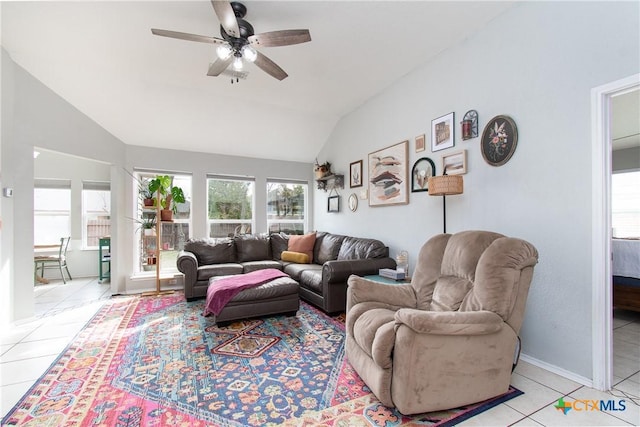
[337,237,388,260]
[429,231,503,312]
[235,234,271,262]
[314,232,345,264]
[184,238,236,265]
[459,237,539,322]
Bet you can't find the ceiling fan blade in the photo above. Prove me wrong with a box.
[151,29,225,45]
[211,1,240,38]
[253,51,288,81]
[207,57,233,76]
[248,29,311,48]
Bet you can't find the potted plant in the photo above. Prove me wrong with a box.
[141,183,155,207]
[148,175,186,222]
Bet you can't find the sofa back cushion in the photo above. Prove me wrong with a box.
[235,234,271,262]
[269,232,289,260]
[337,236,389,260]
[314,232,346,264]
[184,238,236,265]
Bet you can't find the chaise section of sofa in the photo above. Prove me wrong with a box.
[177,231,396,313]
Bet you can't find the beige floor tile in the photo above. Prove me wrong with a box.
[0,325,39,346]
[613,354,640,379]
[0,345,12,357]
[505,373,564,415]
[0,337,70,363]
[0,381,34,419]
[21,322,85,342]
[613,378,640,400]
[515,361,583,395]
[569,386,640,426]
[0,354,57,386]
[456,402,526,426]
[511,416,544,426]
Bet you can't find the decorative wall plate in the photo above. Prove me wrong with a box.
[481,115,518,166]
[348,193,358,212]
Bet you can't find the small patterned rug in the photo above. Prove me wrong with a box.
[2,294,522,426]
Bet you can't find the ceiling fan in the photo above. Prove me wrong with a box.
[151,1,311,81]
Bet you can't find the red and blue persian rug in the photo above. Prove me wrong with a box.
[2,294,522,426]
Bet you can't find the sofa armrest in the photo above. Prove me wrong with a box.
[395,309,503,336]
[177,250,198,288]
[322,257,396,283]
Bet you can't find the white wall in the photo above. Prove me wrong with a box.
[314,1,640,381]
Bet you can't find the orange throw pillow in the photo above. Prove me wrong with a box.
[288,233,316,261]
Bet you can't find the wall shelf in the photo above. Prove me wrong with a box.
[316,174,344,191]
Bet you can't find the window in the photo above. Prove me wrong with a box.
[208,176,254,238]
[34,180,71,245]
[134,171,192,274]
[82,181,111,249]
[612,171,640,238]
[267,180,307,235]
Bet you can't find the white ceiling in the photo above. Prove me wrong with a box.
[2,1,516,162]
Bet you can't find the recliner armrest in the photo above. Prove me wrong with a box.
[347,275,416,311]
[395,309,503,335]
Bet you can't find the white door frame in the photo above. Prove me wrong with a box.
[591,73,639,391]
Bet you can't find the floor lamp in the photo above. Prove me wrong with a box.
[427,174,463,233]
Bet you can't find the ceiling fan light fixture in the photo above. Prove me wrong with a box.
[216,43,233,60]
[241,45,257,62]
[233,56,244,71]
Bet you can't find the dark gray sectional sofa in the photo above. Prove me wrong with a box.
[176,232,396,313]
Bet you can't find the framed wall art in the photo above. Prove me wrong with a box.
[349,160,363,188]
[327,195,340,212]
[431,112,455,152]
[442,150,467,175]
[481,115,518,166]
[368,140,409,207]
[411,157,436,192]
[415,134,425,152]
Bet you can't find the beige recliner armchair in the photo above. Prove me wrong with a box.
[346,230,538,415]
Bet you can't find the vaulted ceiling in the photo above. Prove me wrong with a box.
[2,1,516,162]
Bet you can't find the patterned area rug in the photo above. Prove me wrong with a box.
[2,294,522,426]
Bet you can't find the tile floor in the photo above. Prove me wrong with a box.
[1,279,639,425]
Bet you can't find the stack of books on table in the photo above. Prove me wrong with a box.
[379,268,405,281]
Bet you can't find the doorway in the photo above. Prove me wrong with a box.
[591,74,640,391]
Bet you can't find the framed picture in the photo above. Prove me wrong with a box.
[411,157,436,192]
[481,115,518,166]
[327,195,340,212]
[349,160,363,188]
[368,140,409,207]
[431,112,455,152]
[442,150,467,175]
[415,134,425,152]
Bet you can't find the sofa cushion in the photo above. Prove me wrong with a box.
[242,260,283,273]
[314,232,346,264]
[185,238,236,265]
[281,251,310,264]
[337,236,388,260]
[270,232,289,260]
[283,263,322,282]
[235,234,271,262]
[288,233,316,260]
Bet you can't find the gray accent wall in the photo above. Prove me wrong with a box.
[313,1,639,381]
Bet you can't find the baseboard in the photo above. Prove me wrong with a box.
[520,352,593,388]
